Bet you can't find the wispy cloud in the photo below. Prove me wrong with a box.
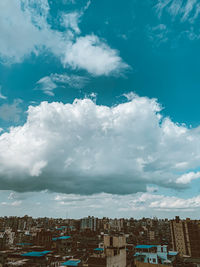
[54,192,200,214]
[36,77,57,96]
[182,0,197,21]
[0,86,7,100]
[152,0,200,45]
[1,200,22,207]
[155,0,200,22]
[0,99,23,122]
[62,12,81,34]
[0,189,199,217]
[146,24,169,46]
[61,1,91,34]
[36,73,88,96]
[149,194,200,210]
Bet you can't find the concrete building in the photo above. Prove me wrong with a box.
[170,216,200,257]
[81,217,98,231]
[104,235,126,267]
[88,235,126,267]
[134,245,178,265]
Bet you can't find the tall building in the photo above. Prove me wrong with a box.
[80,216,98,231]
[104,235,126,267]
[170,216,200,257]
[88,235,126,267]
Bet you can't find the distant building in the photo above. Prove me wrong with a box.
[80,216,98,231]
[149,231,155,241]
[170,216,200,257]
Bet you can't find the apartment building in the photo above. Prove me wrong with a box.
[170,216,200,257]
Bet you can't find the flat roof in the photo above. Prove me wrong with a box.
[62,260,81,266]
[168,251,178,256]
[21,251,52,257]
[135,245,157,249]
[52,236,71,241]
[94,248,104,251]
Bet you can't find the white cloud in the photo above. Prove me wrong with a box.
[0,99,23,122]
[176,171,200,184]
[8,192,16,200]
[0,95,200,194]
[155,0,172,18]
[63,35,129,76]
[36,73,88,96]
[61,0,91,34]
[182,0,197,21]
[146,186,159,193]
[0,86,7,100]
[168,0,183,18]
[0,0,127,76]
[0,0,57,64]
[11,201,22,207]
[123,92,138,101]
[1,189,200,217]
[155,0,200,22]
[150,195,200,210]
[153,0,200,44]
[30,160,47,177]
[62,12,81,34]
[54,191,200,216]
[36,76,57,96]
[147,24,169,46]
[1,200,22,207]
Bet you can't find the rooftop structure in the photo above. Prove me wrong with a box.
[134,245,178,265]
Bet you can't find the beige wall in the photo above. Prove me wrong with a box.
[149,231,155,241]
[104,235,126,248]
[107,249,126,267]
[104,235,126,267]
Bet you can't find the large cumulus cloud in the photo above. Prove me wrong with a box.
[0,95,200,194]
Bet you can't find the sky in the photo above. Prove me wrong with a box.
[1,0,200,219]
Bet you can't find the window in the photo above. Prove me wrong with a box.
[110,237,113,246]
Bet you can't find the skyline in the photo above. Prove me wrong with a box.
[1,0,200,218]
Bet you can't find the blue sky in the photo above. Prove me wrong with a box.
[1,0,200,218]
